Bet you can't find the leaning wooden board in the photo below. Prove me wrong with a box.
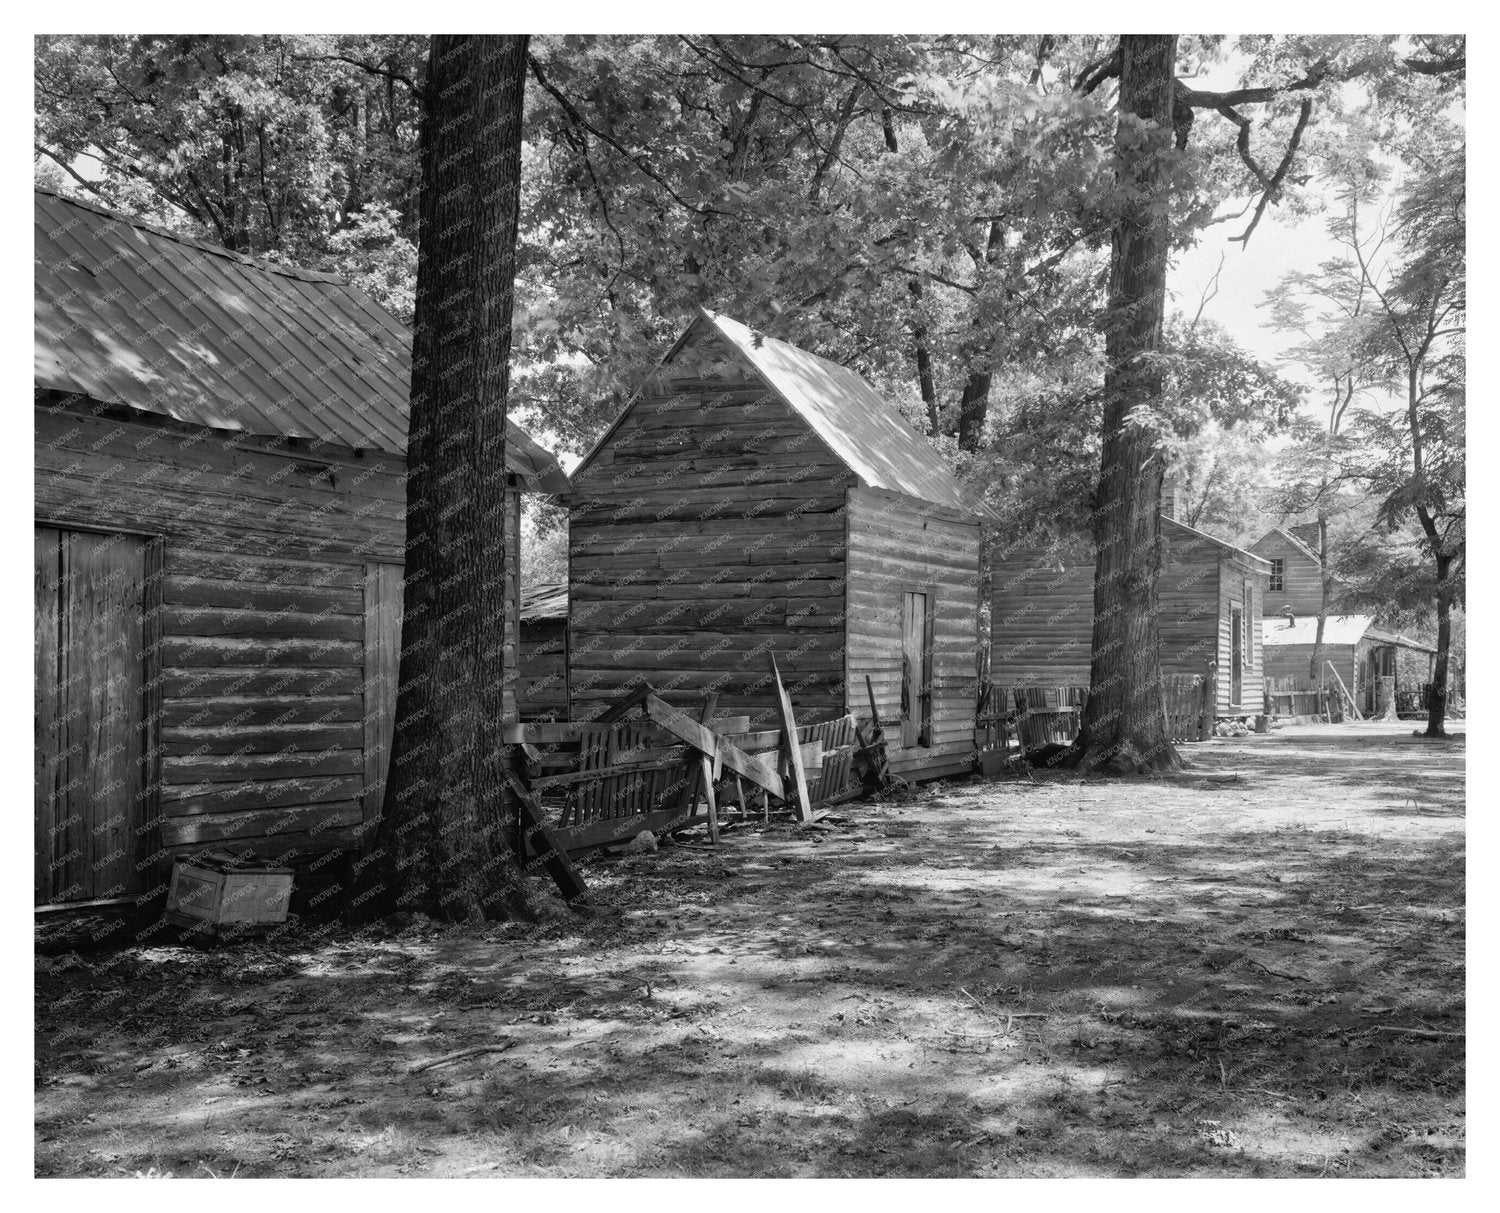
[642,694,786,802]
[767,653,814,822]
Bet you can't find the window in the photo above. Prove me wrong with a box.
[1269,558,1285,592]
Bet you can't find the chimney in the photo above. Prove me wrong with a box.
[1281,605,1297,628]
[1163,470,1184,522]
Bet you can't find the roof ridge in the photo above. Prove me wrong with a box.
[35,186,347,285]
[1162,515,1270,566]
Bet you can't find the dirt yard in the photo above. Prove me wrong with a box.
[35,720,1464,1178]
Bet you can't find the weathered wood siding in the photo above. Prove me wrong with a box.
[519,618,568,720]
[1159,527,1224,688]
[991,524,1266,718]
[568,330,854,725]
[1211,551,1266,713]
[990,558,1094,686]
[1263,642,1358,701]
[846,486,980,778]
[34,526,155,905]
[1249,530,1325,617]
[35,400,527,883]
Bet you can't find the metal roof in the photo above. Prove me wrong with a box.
[1262,613,1434,652]
[519,580,569,622]
[34,189,568,494]
[701,310,993,518]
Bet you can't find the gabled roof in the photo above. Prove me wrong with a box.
[519,581,568,622]
[573,308,993,518]
[34,188,568,494]
[1163,516,1273,572]
[1262,612,1435,652]
[1259,525,1323,567]
[704,311,992,517]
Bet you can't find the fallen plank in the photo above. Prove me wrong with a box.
[506,771,592,907]
[643,693,786,801]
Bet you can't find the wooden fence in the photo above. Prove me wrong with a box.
[986,679,1215,749]
[1011,686,1086,748]
[1263,676,1341,721]
[1161,673,1215,742]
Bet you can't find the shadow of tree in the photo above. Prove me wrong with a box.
[35,727,1464,1178]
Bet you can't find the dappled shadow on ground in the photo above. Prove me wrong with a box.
[36,723,1463,1178]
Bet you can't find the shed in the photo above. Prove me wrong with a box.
[567,307,993,781]
[991,516,1271,717]
[33,188,567,910]
[1260,613,1435,715]
[518,581,569,721]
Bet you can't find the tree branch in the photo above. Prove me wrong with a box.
[1230,97,1314,245]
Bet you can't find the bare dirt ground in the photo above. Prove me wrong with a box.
[35,720,1464,1178]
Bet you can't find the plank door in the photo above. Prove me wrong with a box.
[901,591,932,748]
[35,527,149,905]
[1229,605,1244,706]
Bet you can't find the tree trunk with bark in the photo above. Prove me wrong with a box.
[354,34,540,922]
[1425,550,1453,737]
[1308,514,1331,682]
[1071,34,1181,775]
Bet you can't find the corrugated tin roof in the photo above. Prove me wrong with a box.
[34,188,568,494]
[1262,613,1434,652]
[519,580,569,622]
[703,310,992,517]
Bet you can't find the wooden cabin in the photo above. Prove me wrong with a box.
[518,581,569,721]
[991,517,1271,718]
[33,188,567,911]
[1248,526,1436,713]
[1250,525,1336,618]
[567,308,994,781]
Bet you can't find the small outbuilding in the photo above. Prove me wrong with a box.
[567,307,994,782]
[991,516,1271,719]
[33,188,567,910]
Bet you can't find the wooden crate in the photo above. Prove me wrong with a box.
[164,858,293,930]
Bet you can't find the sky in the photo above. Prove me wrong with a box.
[1170,207,1338,370]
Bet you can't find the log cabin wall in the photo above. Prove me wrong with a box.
[846,486,981,779]
[35,398,526,883]
[568,330,854,725]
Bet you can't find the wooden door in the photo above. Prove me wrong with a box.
[35,527,149,905]
[901,591,931,748]
[1230,606,1244,706]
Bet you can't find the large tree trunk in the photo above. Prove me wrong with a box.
[1072,34,1181,775]
[1426,551,1453,737]
[355,35,539,922]
[908,280,940,434]
[956,367,993,451]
